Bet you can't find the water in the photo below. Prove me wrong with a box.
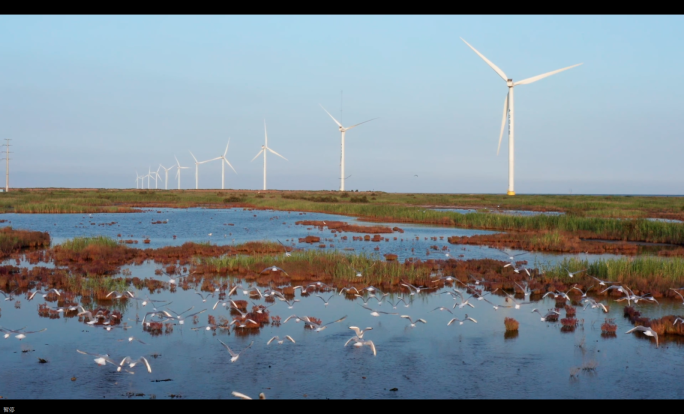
[1,275,682,399]
[0,207,614,267]
[431,208,564,217]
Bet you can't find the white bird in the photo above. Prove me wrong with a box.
[673,317,684,325]
[267,335,295,345]
[362,305,397,317]
[348,326,373,339]
[670,289,684,305]
[196,292,214,302]
[0,327,46,340]
[232,391,266,400]
[400,315,427,327]
[118,337,148,345]
[301,315,348,332]
[531,308,559,322]
[625,326,659,347]
[431,306,453,314]
[591,276,618,287]
[76,349,118,367]
[461,38,582,196]
[447,315,477,326]
[218,339,254,362]
[563,266,588,278]
[118,356,153,373]
[260,266,289,276]
[387,297,408,309]
[277,239,292,257]
[316,294,334,306]
[569,284,594,298]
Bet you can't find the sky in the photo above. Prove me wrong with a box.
[0,15,683,194]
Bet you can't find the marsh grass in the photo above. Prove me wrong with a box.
[60,236,119,252]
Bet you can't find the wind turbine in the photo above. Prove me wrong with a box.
[160,164,175,190]
[319,104,377,192]
[174,156,189,190]
[218,139,237,190]
[152,165,161,189]
[251,120,287,191]
[135,172,140,189]
[461,38,582,196]
[189,152,220,190]
[146,167,152,189]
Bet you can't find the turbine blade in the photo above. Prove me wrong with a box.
[319,104,343,127]
[497,92,509,156]
[460,38,508,82]
[175,156,181,167]
[346,118,378,130]
[514,63,583,86]
[267,147,288,161]
[189,151,198,163]
[251,149,264,162]
[223,139,230,158]
[225,159,237,174]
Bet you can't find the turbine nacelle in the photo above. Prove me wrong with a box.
[506,79,514,87]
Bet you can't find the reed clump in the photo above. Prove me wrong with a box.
[0,227,51,257]
[504,317,519,332]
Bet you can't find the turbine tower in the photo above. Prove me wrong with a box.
[218,139,237,190]
[251,120,287,191]
[461,38,582,196]
[320,104,377,191]
[189,152,220,190]
[174,156,189,190]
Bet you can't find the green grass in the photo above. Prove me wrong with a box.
[59,236,119,252]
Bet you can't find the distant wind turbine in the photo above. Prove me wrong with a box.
[190,152,220,190]
[160,164,175,190]
[152,165,162,189]
[320,104,377,192]
[251,120,287,191]
[461,38,582,196]
[174,156,189,190]
[218,139,237,190]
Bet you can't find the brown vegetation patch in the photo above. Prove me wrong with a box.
[295,220,393,234]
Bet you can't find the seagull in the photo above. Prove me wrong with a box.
[348,326,373,339]
[118,356,153,373]
[301,315,348,332]
[118,337,148,345]
[581,298,609,313]
[218,339,254,362]
[316,294,334,306]
[277,240,292,257]
[0,327,46,340]
[569,284,594,298]
[359,340,377,356]
[280,299,300,309]
[76,349,118,367]
[169,307,207,325]
[267,335,295,345]
[496,248,527,262]
[531,308,559,322]
[447,315,477,326]
[41,288,61,298]
[400,281,432,295]
[673,317,684,325]
[563,266,587,278]
[339,287,359,295]
[671,289,684,305]
[362,305,397,317]
[591,276,618,287]
[232,391,266,400]
[625,326,659,347]
[431,306,453,314]
[251,302,274,314]
[106,291,134,300]
[196,292,214,302]
[433,275,459,284]
[260,266,289,276]
[467,274,486,285]
[387,297,408,309]
[400,315,427,327]
[452,298,476,309]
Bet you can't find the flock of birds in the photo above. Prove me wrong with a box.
[0,244,680,398]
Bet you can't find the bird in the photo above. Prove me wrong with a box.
[400,281,433,295]
[316,294,334,306]
[267,335,295,345]
[670,289,684,305]
[531,308,559,322]
[76,349,119,367]
[400,315,427,327]
[196,292,214,302]
[452,298,476,309]
[581,298,609,313]
[218,339,254,362]
[625,326,659,347]
[348,326,373,339]
[106,291,134,300]
[260,266,289,276]
[301,315,348,332]
[277,240,292,257]
[280,299,300,309]
[118,337,148,345]
[590,276,618,287]
[673,317,684,325]
[170,308,206,325]
[232,391,266,400]
[496,248,527,262]
[563,266,587,278]
[387,297,408,309]
[118,356,153,373]
[362,305,397,317]
[431,306,453,314]
[339,287,360,295]
[569,284,594,298]
[447,315,477,326]
[0,327,46,340]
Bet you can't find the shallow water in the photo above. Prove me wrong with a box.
[1,270,683,399]
[0,207,614,267]
[431,208,564,217]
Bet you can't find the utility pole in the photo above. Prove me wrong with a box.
[0,139,10,192]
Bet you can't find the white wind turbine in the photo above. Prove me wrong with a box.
[174,156,189,190]
[461,38,582,196]
[190,152,221,190]
[217,139,237,190]
[160,164,176,190]
[135,172,140,189]
[319,104,377,192]
[251,120,287,191]
[152,165,161,189]
[146,167,152,189]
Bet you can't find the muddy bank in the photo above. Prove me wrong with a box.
[295,220,400,234]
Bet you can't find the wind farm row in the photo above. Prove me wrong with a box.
[135,39,581,195]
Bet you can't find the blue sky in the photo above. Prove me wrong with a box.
[1,15,682,194]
